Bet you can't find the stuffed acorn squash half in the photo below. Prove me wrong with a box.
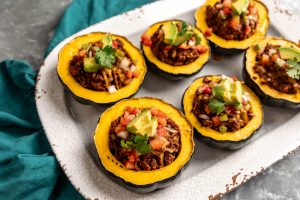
[183,75,263,150]
[57,32,147,104]
[141,20,210,78]
[94,97,194,193]
[243,37,300,108]
[195,0,269,55]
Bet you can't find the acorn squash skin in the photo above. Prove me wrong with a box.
[243,37,300,108]
[57,32,147,105]
[94,97,195,193]
[141,20,211,79]
[182,75,264,150]
[195,0,270,55]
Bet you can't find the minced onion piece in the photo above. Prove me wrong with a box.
[188,40,195,46]
[117,130,129,139]
[268,48,277,55]
[129,65,136,72]
[221,75,228,80]
[119,57,130,71]
[276,58,286,67]
[108,85,117,93]
[88,51,92,58]
[199,114,210,120]
[197,86,206,93]
[164,126,179,133]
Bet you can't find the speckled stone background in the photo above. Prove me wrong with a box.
[1,0,299,199]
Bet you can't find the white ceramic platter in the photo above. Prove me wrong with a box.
[36,0,300,199]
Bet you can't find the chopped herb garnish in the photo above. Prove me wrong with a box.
[212,86,225,101]
[102,34,113,48]
[95,46,116,68]
[82,43,91,51]
[178,21,189,36]
[120,135,151,154]
[195,34,201,45]
[208,99,225,114]
[93,46,100,52]
[232,102,242,109]
[286,58,300,80]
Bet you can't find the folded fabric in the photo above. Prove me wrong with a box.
[0,0,152,199]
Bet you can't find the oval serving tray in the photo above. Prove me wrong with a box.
[36,0,300,199]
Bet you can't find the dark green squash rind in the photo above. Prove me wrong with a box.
[242,54,300,109]
[182,75,264,150]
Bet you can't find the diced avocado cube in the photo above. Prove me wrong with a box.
[219,78,232,103]
[232,0,250,15]
[126,110,158,137]
[172,32,192,46]
[162,21,178,44]
[220,114,228,122]
[279,47,300,62]
[83,57,101,72]
[230,81,243,103]
[219,125,227,133]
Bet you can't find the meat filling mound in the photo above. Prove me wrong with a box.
[151,27,201,66]
[192,77,253,132]
[109,106,181,171]
[205,0,258,41]
[69,38,140,91]
[254,44,300,94]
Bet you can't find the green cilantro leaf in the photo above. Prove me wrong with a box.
[178,21,188,36]
[95,46,116,68]
[102,34,113,47]
[212,86,225,100]
[120,135,151,154]
[209,99,225,114]
[93,46,100,52]
[232,102,242,109]
[286,58,300,80]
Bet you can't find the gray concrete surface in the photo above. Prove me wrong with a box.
[0,0,299,199]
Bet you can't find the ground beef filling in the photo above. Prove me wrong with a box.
[206,0,258,41]
[150,26,200,66]
[109,108,181,171]
[254,44,300,94]
[69,39,136,91]
[192,77,253,132]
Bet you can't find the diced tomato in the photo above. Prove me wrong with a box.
[158,117,167,127]
[223,0,232,7]
[115,124,125,133]
[125,106,134,114]
[244,25,251,35]
[112,40,118,48]
[270,54,279,62]
[150,139,163,150]
[128,154,136,162]
[141,32,152,46]
[131,107,140,115]
[201,85,212,95]
[132,70,140,78]
[248,5,257,15]
[223,7,232,15]
[204,28,213,37]
[242,99,246,106]
[124,161,135,170]
[229,17,240,29]
[78,50,87,57]
[226,105,236,115]
[204,104,211,114]
[150,107,159,116]
[178,43,189,49]
[157,126,168,137]
[196,45,208,54]
[260,54,270,65]
[212,116,221,127]
[231,75,238,82]
[125,71,133,79]
[164,45,172,50]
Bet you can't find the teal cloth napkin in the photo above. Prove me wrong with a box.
[0,0,152,199]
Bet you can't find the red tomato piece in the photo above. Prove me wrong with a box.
[141,33,152,46]
[212,116,221,127]
[204,28,213,37]
[124,161,135,170]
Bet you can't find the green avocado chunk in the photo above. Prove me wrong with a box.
[162,21,178,44]
[232,0,249,15]
[172,32,192,46]
[219,78,243,104]
[279,47,300,62]
[126,110,158,137]
[83,57,101,72]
